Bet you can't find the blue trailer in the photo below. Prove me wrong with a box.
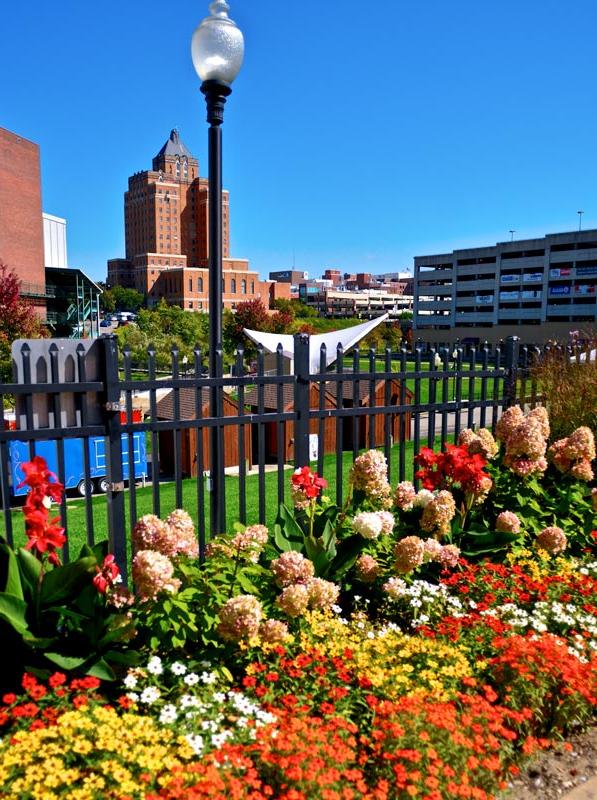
[9,433,148,497]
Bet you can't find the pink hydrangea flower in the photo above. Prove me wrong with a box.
[306,578,339,611]
[276,583,310,617]
[355,554,380,583]
[495,511,521,534]
[217,595,263,642]
[422,538,443,561]
[132,550,181,601]
[395,481,417,511]
[349,450,392,508]
[439,544,461,569]
[458,428,499,459]
[258,618,290,644]
[536,526,567,555]
[420,490,456,538]
[394,536,425,574]
[132,515,168,552]
[271,551,314,587]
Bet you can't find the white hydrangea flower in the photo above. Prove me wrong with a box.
[184,672,200,686]
[170,661,187,676]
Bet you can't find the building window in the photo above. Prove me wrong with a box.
[198,277,203,292]
[188,302,193,309]
[241,280,247,294]
[251,281,255,293]
[231,278,236,293]
[189,278,193,292]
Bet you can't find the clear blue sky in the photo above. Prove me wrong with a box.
[2,0,597,283]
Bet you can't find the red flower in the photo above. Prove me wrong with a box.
[291,466,328,499]
[48,672,67,689]
[93,554,120,594]
[2,693,16,705]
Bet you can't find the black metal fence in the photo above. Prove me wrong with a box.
[0,333,585,580]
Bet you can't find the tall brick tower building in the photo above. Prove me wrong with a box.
[108,130,283,312]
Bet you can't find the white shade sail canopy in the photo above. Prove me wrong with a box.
[244,314,390,373]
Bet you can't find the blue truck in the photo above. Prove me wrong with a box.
[9,433,148,497]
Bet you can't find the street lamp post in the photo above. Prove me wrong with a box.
[192,0,244,536]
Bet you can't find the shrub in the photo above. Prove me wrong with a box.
[531,343,597,439]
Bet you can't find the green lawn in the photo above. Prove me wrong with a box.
[2,438,445,565]
[352,359,502,405]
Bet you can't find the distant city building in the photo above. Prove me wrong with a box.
[413,230,597,344]
[43,213,68,268]
[0,126,46,316]
[269,269,308,283]
[299,285,412,318]
[108,129,275,312]
[268,269,307,299]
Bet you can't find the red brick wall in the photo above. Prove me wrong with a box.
[0,127,45,313]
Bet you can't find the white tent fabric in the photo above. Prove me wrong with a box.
[243,314,389,373]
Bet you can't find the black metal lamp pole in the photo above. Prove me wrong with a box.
[201,80,231,536]
[192,0,244,538]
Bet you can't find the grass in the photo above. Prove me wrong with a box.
[353,359,501,405]
[1,438,446,565]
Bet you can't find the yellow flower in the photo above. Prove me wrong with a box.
[0,706,193,800]
[299,611,473,700]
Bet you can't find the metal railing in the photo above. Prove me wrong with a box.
[0,334,582,581]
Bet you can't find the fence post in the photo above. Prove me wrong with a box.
[100,335,127,582]
[294,333,310,467]
[504,335,520,408]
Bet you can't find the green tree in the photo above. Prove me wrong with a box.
[102,286,145,313]
[116,302,209,372]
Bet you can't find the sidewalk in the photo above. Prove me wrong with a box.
[563,776,597,799]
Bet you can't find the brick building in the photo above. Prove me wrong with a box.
[108,129,276,312]
[0,126,46,316]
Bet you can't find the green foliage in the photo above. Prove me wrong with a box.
[486,464,595,555]
[101,286,145,313]
[272,502,363,583]
[116,302,209,370]
[0,539,137,686]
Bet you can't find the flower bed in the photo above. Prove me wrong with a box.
[0,405,595,799]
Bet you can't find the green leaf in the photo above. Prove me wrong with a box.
[85,658,116,681]
[0,544,24,600]
[44,652,88,670]
[274,523,303,553]
[328,534,363,580]
[40,557,97,606]
[17,547,42,588]
[276,504,305,542]
[304,536,331,576]
[237,572,260,594]
[0,592,30,635]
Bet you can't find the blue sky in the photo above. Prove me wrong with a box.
[2,0,597,282]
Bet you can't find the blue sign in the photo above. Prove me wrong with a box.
[549,285,571,296]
